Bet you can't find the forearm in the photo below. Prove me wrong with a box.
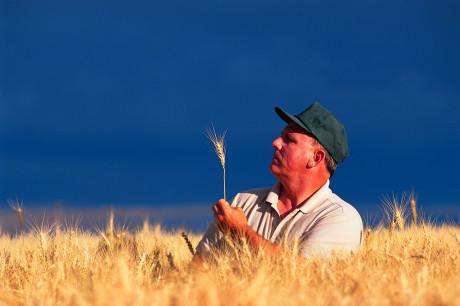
[241,225,281,256]
[212,199,282,257]
[190,253,209,271]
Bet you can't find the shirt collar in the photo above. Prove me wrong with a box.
[265,182,281,213]
[265,180,332,214]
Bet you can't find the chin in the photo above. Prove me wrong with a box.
[269,164,280,177]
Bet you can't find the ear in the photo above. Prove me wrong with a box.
[306,149,325,168]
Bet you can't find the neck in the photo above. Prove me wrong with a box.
[279,176,328,209]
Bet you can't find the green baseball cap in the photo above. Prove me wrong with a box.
[275,102,349,164]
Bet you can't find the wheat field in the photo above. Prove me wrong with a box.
[0,215,459,306]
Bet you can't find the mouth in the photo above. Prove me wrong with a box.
[271,151,282,165]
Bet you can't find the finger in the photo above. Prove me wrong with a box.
[218,214,225,223]
[213,208,223,224]
[213,204,224,217]
[217,199,230,212]
[214,206,225,219]
[216,215,227,229]
[215,200,226,213]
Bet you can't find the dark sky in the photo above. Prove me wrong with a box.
[1,1,459,220]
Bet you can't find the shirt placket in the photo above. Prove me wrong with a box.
[270,208,302,243]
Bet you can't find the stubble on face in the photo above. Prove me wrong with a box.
[269,123,315,181]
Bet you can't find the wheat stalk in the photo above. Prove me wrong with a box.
[206,125,227,200]
[167,252,176,270]
[410,191,417,224]
[9,200,25,231]
[181,231,195,256]
[142,218,150,235]
[394,206,405,231]
[107,209,115,238]
[382,194,407,232]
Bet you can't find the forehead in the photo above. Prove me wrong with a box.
[282,123,317,144]
[283,122,309,135]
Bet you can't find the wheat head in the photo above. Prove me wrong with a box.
[9,200,25,230]
[206,125,226,169]
[206,125,227,200]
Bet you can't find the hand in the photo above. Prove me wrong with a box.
[212,199,281,257]
[212,199,248,233]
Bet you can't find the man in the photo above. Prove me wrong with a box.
[194,102,363,262]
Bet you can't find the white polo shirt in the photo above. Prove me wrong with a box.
[196,180,363,258]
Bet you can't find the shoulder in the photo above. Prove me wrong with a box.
[301,192,363,249]
[316,193,363,227]
[332,194,361,218]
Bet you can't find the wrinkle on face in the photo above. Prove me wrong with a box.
[270,122,317,182]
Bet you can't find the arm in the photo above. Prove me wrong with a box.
[240,224,281,255]
[190,253,207,270]
[213,199,281,256]
[190,218,221,270]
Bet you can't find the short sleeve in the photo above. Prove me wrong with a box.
[299,206,363,258]
[194,219,223,257]
[194,193,243,257]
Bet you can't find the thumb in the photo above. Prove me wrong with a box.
[218,199,230,209]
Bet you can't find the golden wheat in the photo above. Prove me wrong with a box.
[206,125,227,200]
[0,223,458,305]
[181,231,195,255]
[383,194,409,231]
[411,191,418,224]
[0,199,458,305]
[8,200,25,231]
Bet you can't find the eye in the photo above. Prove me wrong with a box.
[284,135,295,143]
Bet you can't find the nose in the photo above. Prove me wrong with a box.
[272,136,283,150]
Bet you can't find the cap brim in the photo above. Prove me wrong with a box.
[275,106,312,134]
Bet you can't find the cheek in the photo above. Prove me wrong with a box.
[283,152,298,168]
[288,151,309,169]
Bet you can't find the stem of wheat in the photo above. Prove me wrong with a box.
[206,125,227,201]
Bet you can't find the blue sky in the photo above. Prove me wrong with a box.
[1,1,459,227]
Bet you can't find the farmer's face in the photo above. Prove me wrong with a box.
[270,123,317,182]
